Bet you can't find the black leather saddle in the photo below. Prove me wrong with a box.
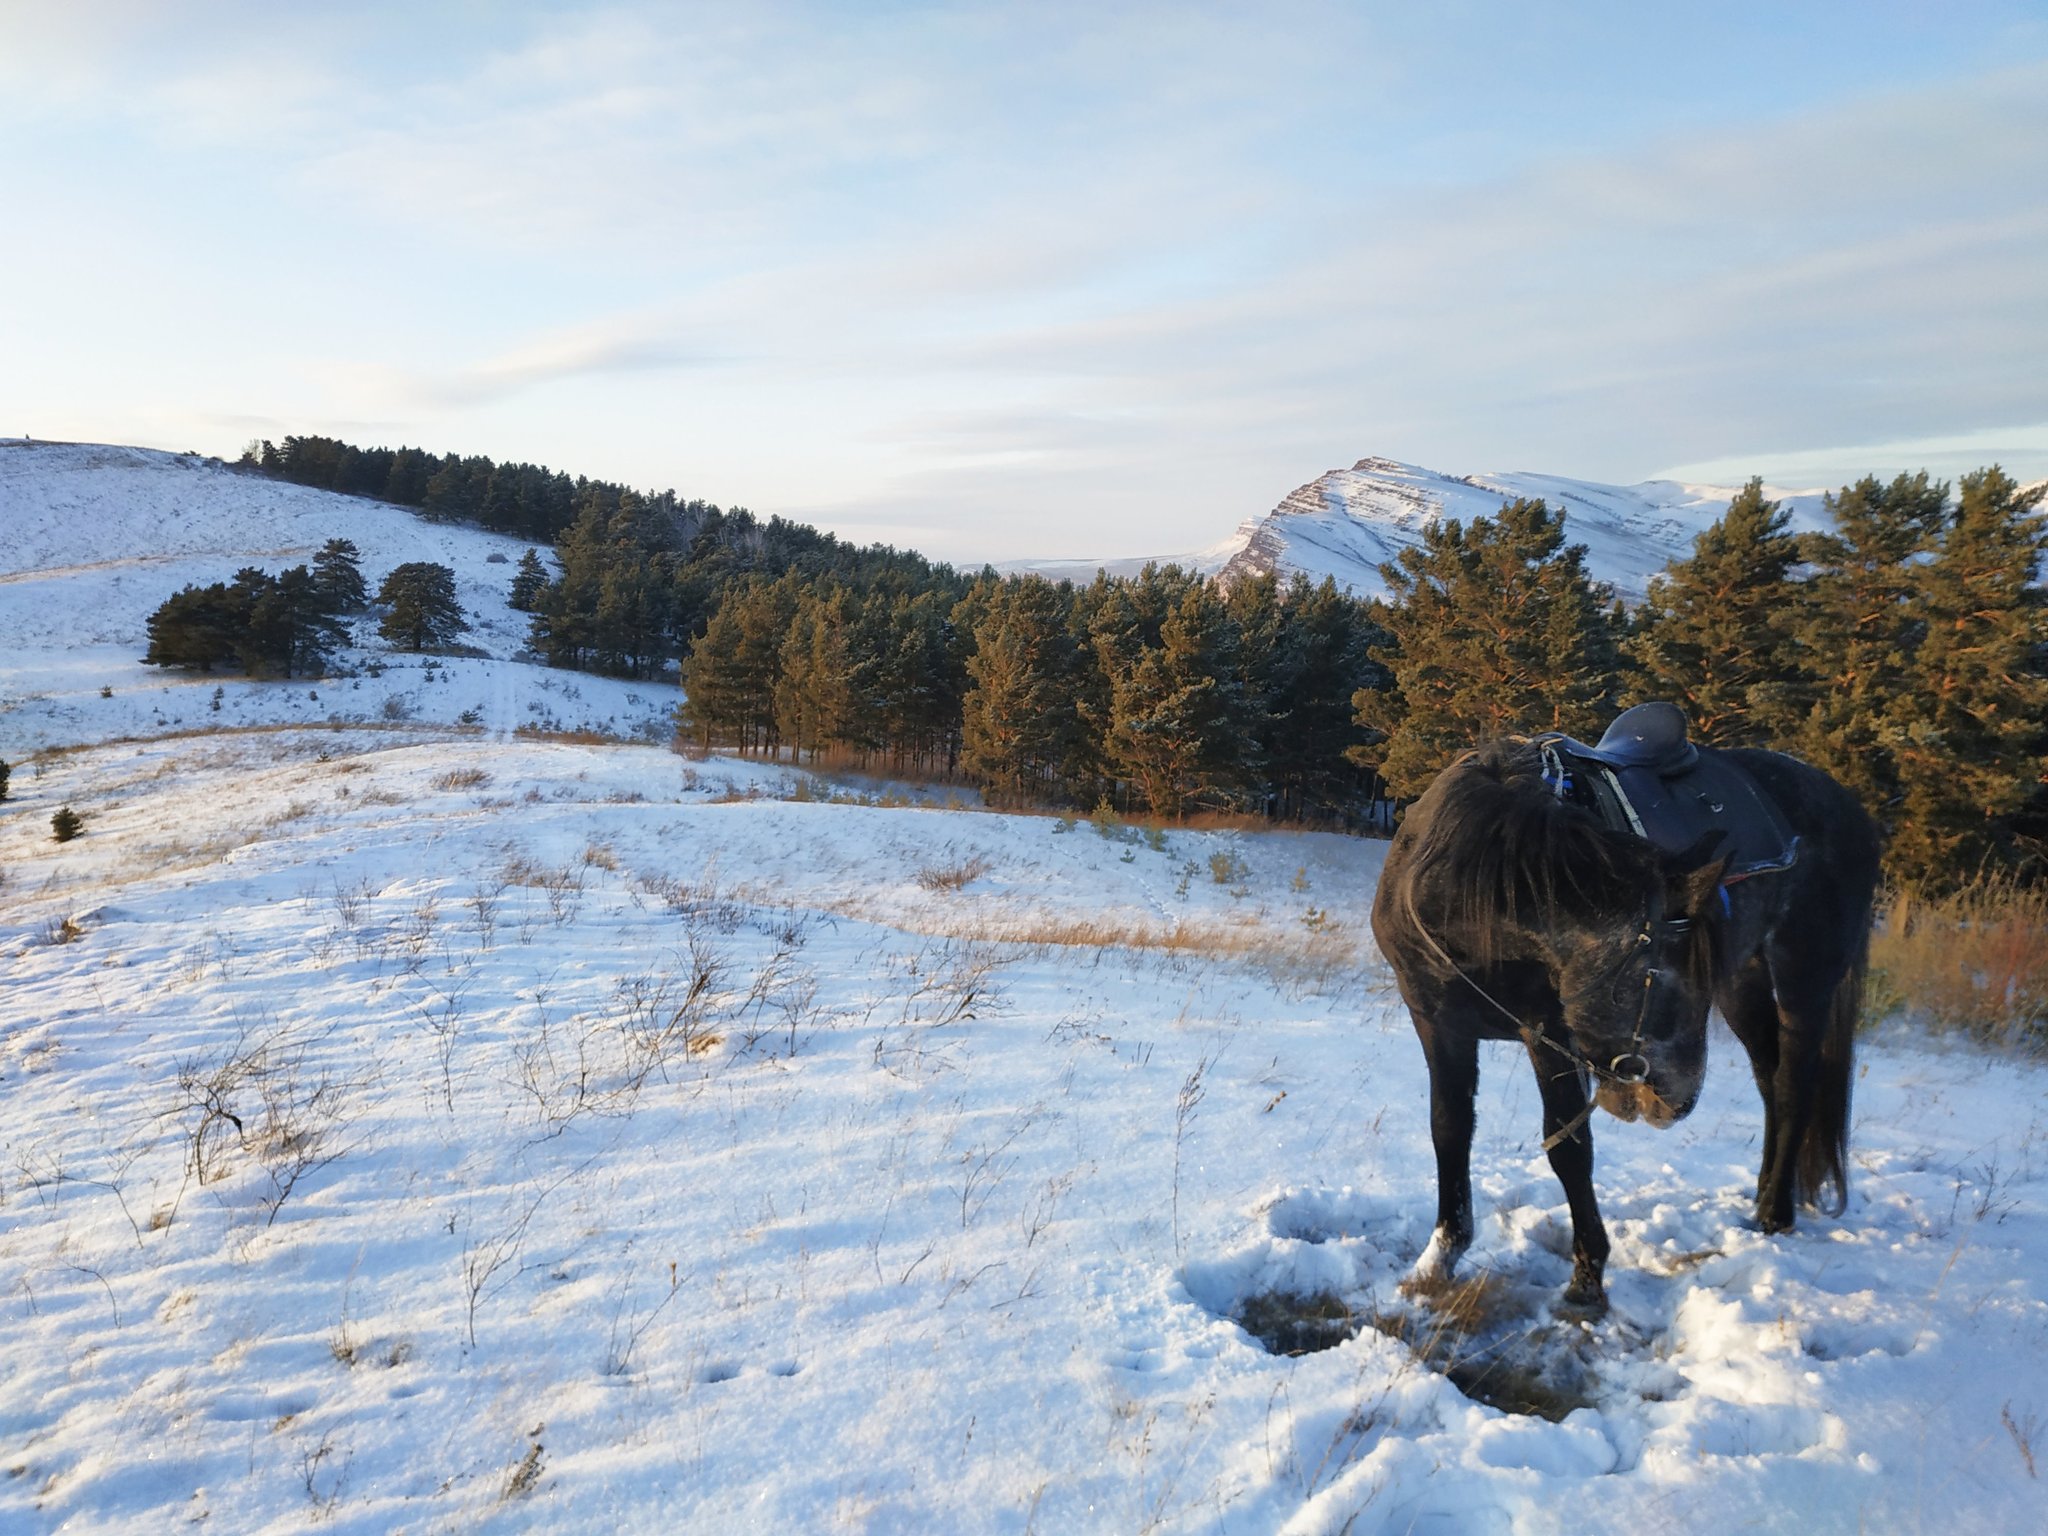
[1536,702,1797,882]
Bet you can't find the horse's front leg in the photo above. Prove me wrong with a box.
[1414,1022,1479,1288]
[1525,1033,1609,1312]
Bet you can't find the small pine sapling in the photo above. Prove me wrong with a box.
[51,806,84,842]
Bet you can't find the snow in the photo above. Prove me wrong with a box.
[0,440,677,753]
[3,443,2046,1533]
[1004,454,1836,604]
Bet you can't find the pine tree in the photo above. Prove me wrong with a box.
[1096,578,1250,819]
[51,806,83,842]
[1786,472,1949,824]
[0,758,10,802]
[775,587,857,762]
[1884,467,2048,883]
[962,577,1087,805]
[1625,478,1805,746]
[677,577,798,755]
[376,563,470,651]
[311,538,368,613]
[508,549,551,612]
[143,581,250,672]
[243,565,347,677]
[1353,498,1621,798]
[1240,575,1387,820]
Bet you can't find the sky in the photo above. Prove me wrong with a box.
[3,2,2045,564]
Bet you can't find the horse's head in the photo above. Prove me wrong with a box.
[1555,835,1727,1129]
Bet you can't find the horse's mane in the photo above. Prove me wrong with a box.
[1398,739,1662,969]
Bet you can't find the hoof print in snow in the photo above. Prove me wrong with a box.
[698,1361,741,1385]
[1109,1342,1166,1373]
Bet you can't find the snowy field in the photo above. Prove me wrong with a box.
[3,442,2046,1532]
[3,727,2044,1534]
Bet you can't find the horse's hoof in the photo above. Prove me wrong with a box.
[1404,1227,1467,1296]
[1558,1282,1608,1318]
[1755,1206,1796,1235]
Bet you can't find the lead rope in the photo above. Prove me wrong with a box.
[1401,884,1662,1153]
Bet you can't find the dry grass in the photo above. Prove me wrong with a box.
[1867,880,2048,1048]
[914,854,993,892]
[432,767,490,791]
[512,726,618,746]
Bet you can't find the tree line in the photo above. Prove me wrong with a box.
[235,433,2046,884]
[676,563,1388,821]
[1357,470,2047,887]
[240,435,715,548]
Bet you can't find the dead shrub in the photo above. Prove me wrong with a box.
[433,767,490,791]
[914,853,993,893]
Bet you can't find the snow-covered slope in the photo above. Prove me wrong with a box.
[5,438,2046,1533]
[1008,456,1834,603]
[2,727,2044,1533]
[0,440,677,750]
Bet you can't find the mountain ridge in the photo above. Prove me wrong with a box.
[1003,455,1842,602]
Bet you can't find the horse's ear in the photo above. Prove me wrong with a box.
[1663,832,1730,917]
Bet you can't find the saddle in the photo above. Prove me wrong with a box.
[1536,702,1798,883]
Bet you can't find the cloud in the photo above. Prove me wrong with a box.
[3,6,2044,559]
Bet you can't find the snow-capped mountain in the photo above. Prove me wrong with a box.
[1009,456,1836,603]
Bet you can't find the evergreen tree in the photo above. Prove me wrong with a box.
[508,549,551,612]
[774,587,856,761]
[1095,577,1250,819]
[1353,498,1621,798]
[1884,466,2048,883]
[376,563,470,651]
[311,538,368,613]
[242,565,347,677]
[0,758,10,802]
[1625,479,1805,746]
[961,577,1087,805]
[677,576,798,755]
[51,806,83,842]
[1786,472,1950,823]
[1239,575,1387,820]
[143,580,253,672]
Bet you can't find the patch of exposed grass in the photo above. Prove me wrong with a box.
[1867,879,2048,1048]
[914,854,993,892]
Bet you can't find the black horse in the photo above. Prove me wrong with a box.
[1370,705,1880,1311]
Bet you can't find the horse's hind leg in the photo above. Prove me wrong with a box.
[1719,958,1783,1217]
[1525,1033,1609,1311]
[1726,955,1835,1234]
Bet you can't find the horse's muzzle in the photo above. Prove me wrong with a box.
[1596,1080,1695,1129]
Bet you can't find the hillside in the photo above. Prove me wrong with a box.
[0,440,677,752]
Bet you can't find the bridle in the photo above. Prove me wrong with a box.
[1404,882,1698,1152]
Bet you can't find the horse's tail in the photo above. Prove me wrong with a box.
[1799,931,1866,1217]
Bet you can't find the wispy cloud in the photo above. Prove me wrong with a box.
[1,6,2042,558]
[313,317,720,413]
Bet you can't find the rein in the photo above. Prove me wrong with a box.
[1404,889,1689,1153]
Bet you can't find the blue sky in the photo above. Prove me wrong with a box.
[3,2,2044,561]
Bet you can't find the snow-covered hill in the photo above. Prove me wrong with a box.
[0,440,678,751]
[1007,456,1834,603]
